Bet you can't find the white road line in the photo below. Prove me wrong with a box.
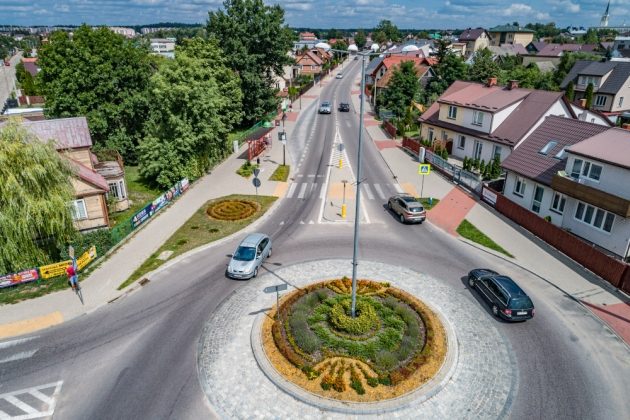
[373,183,386,200]
[286,183,297,198]
[297,183,308,199]
[394,183,404,193]
[307,174,315,178]
[310,183,318,195]
[29,389,53,405]
[297,174,303,178]
[363,183,374,200]
[319,182,327,199]
[4,395,38,415]
[308,220,314,224]
[0,336,38,350]
[0,350,38,364]
[279,221,284,225]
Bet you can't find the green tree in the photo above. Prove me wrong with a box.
[138,38,243,187]
[354,30,367,48]
[372,30,387,45]
[376,20,401,42]
[565,80,575,101]
[37,25,153,163]
[0,120,76,273]
[583,28,599,44]
[207,0,294,124]
[469,48,500,83]
[380,61,419,118]
[417,31,430,39]
[584,82,594,109]
[15,62,37,95]
[327,28,341,39]
[554,52,600,86]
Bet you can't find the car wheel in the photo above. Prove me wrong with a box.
[468,277,475,288]
[492,304,499,317]
[268,247,272,258]
[387,202,392,210]
[399,214,405,223]
[253,267,258,278]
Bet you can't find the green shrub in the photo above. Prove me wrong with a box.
[289,311,321,354]
[329,297,379,336]
[375,350,398,370]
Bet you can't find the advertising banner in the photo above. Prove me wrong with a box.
[131,202,154,229]
[77,246,97,270]
[40,260,72,279]
[180,178,190,192]
[482,187,498,206]
[0,268,40,289]
[131,178,190,229]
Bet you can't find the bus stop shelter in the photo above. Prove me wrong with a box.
[244,127,274,161]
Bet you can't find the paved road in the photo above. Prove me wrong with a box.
[0,59,629,419]
[0,52,21,109]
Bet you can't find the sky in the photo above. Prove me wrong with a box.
[1,0,629,30]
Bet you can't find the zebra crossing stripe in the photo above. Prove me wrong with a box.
[363,183,374,200]
[286,183,297,198]
[297,183,308,199]
[394,183,404,194]
[373,183,386,199]
[0,380,63,419]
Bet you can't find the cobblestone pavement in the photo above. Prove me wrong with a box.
[198,260,517,419]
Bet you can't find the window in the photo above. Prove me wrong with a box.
[619,97,624,107]
[571,159,602,181]
[458,135,466,149]
[570,158,583,178]
[595,95,606,107]
[448,105,457,119]
[442,130,448,141]
[580,75,598,87]
[70,199,88,221]
[493,145,502,160]
[550,192,566,214]
[574,201,615,233]
[473,140,483,160]
[539,141,557,155]
[513,176,526,197]
[108,180,127,200]
[554,147,567,160]
[532,185,544,213]
[472,110,484,126]
[428,128,434,142]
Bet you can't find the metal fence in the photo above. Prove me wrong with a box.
[425,150,482,194]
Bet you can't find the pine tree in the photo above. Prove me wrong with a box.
[584,82,594,109]
[565,81,575,102]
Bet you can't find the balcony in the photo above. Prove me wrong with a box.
[551,172,630,217]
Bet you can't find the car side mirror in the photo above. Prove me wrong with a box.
[227,254,233,258]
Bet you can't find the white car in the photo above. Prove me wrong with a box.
[226,233,272,279]
[318,101,332,114]
[336,72,343,79]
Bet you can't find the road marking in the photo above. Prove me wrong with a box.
[279,221,284,225]
[0,350,38,364]
[373,183,386,200]
[308,220,314,224]
[286,183,297,198]
[299,221,305,224]
[363,183,374,200]
[0,336,38,350]
[307,174,315,178]
[0,381,63,419]
[4,395,38,415]
[0,312,63,340]
[394,183,404,193]
[297,174,303,178]
[297,183,308,199]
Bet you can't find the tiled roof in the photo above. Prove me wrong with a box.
[365,56,385,77]
[0,117,93,150]
[536,43,598,56]
[567,128,630,170]
[489,25,535,33]
[296,51,322,66]
[528,41,547,52]
[381,56,423,71]
[458,28,487,41]
[501,116,609,185]
[439,82,530,112]
[376,64,431,88]
[21,57,39,77]
[68,158,109,192]
[561,60,630,95]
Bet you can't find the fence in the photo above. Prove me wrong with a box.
[232,111,279,146]
[485,186,630,293]
[382,120,397,138]
[402,137,420,155]
[425,150,482,194]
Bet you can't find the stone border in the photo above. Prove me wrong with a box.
[251,297,458,414]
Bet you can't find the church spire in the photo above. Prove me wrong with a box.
[600,0,610,27]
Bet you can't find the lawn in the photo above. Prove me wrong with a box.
[109,166,162,226]
[118,194,277,289]
[418,197,440,210]
[269,165,290,181]
[236,161,259,178]
[456,219,514,258]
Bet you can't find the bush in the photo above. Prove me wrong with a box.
[441,148,448,160]
[329,297,379,336]
[289,311,321,354]
[60,228,115,261]
[375,350,398,370]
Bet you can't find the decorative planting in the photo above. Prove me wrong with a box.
[206,199,260,221]
[264,277,447,401]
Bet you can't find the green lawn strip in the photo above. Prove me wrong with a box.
[456,219,514,258]
[236,161,259,178]
[118,194,277,290]
[269,165,290,181]
[404,129,419,138]
[417,197,440,210]
[0,275,69,305]
[109,166,162,225]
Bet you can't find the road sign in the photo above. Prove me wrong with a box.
[339,143,345,152]
[263,283,288,293]
[252,178,261,188]
[253,168,260,178]
[278,131,286,142]
[418,164,431,175]
[68,245,74,259]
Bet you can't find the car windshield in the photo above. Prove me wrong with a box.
[233,246,256,261]
[401,196,418,203]
[509,297,534,310]
[321,102,330,106]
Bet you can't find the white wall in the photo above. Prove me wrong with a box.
[565,154,630,200]
[458,107,492,133]
[490,100,522,132]
[569,105,613,126]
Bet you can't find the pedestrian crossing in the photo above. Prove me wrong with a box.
[285,179,401,201]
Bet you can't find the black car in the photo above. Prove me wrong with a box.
[467,269,535,321]
[338,102,350,112]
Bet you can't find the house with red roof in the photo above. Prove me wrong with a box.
[0,117,129,231]
[295,50,324,75]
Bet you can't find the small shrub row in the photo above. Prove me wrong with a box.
[350,363,366,395]
[207,199,259,221]
[329,297,379,336]
[333,361,346,392]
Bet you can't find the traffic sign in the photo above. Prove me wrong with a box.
[418,164,431,175]
[253,168,260,178]
[339,143,345,152]
[252,178,261,188]
[263,283,288,293]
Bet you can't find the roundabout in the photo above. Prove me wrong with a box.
[197,259,518,418]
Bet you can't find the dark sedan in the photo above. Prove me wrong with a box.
[338,102,350,112]
[468,269,535,321]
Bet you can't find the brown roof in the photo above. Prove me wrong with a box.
[439,82,530,112]
[567,128,630,170]
[0,117,93,150]
[296,50,322,66]
[458,28,488,42]
[68,158,109,192]
[21,57,39,77]
[376,63,431,88]
[536,43,598,56]
[501,116,609,185]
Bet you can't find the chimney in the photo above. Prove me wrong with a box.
[507,80,519,90]
[579,98,587,108]
[487,77,497,87]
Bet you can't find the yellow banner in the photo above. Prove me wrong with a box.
[77,246,97,271]
[40,260,71,279]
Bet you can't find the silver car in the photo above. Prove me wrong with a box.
[387,194,426,224]
[226,233,272,279]
[318,101,332,114]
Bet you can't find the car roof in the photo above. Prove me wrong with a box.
[240,232,267,247]
[493,276,528,297]
[321,101,330,105]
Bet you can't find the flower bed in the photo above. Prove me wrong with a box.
[206,199,260,221]
[263,278,447,401]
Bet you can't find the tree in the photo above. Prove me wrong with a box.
[372,30,387,45]
[327,28,341,39]
[584,82,594,109]
[207,0,294,125]
[15,62,37,95]
[37,25,153,164]
[380,61,419,118]
[583,28,599,44]
[417,31,430,39]
[354,30,367,48]
[554,51,600,86]
[138,38,243,187]
[0,120,76,273]
[469,48,500,83]
[376,20,401,42]
[424,51,468,103]
[565,81,575,101]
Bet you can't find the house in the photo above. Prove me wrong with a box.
[149,38,175,59]
[419,79,580,164]
[522,43,600,67]
[488,25,535,47]
[374,61,435,105]
[294,32,320,51]
[364,55,385,87]
[486,44,527,63]
[560,60,630,121]
[108,27,136,38]
[0,117,130,231]
[526,41,548,54]
[501,116,630,260]
[458,28,491,57]
[21,57,40,77]
[294,50,323,75]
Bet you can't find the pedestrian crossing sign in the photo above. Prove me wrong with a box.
[418,164,431,175]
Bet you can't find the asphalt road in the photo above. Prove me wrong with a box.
[1,58,629,420]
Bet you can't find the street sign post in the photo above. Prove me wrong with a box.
[418,164,431,199]
[264,283,288,319]
[68,245,74,259]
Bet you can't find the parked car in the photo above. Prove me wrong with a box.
[318,101,332,114]
[387,194,426,224]
[338,102,350,112]
[336,72,343,79]
[467,269,535,321]
[226,233,272,279]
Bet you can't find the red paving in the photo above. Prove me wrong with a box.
[582,300,630,345]
[375,140,398,150]
[285,111,299,122]
[351,90,360,94]
[364,119,380,127]
[428,187,476,236]
[302,95,318,99]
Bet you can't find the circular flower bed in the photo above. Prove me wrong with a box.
[263,277,447,401]
[206,199,260,221]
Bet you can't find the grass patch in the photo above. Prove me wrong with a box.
[118,194,277,290]
[236,161,259,178]
[404,129,419,138]
[417,197,440,210]
[269,165,290,181]
[456,219,514,258]
[109,166,162,226]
